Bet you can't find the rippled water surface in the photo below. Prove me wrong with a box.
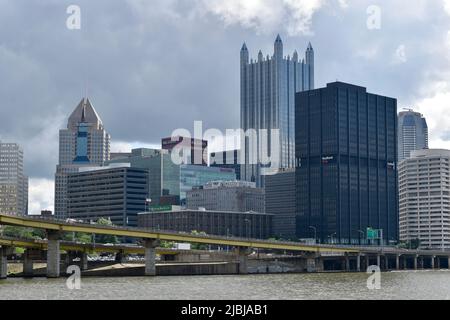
[1,271,450,300]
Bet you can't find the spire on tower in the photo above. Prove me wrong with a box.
[81,98,87,123]
[293,50,298,62]
[274,34,283,60]
[258,50,263,62]
[306,42,314,66]
[305,42,315,89]
[240,42,249,65]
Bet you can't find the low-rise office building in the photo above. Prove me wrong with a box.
[67,166,149,227]
[186,180,264,213]
[106,148,180,206]
[180,165,236,205]
[138,209,273,239]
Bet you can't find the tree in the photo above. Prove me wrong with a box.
[190,230,208,250]
[410,238,421,250]
[62,232,92,244]
[93,218,119,244]
[159,240,175,249]
[1,226,46,240]
[398,239,421,250]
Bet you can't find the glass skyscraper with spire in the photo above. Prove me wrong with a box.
[240,35,314,186]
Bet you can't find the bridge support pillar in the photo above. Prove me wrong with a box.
[237,247,250,275]
[65,251,74,268]
[23,249,34,277]
[345,254,350,272]
[395,255,400,270]
[376,255,381,268]
[356,254,361,272]
[0,247,8,279]
[47,231,61,278]
[81,253,88,271]
[115,250,127,264]
[403,256,407,270]
[431,256,436,270]
[414,255,418,270]
[382,256,387,270]
[144,239,159,276]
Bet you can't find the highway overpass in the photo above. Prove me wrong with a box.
[1,213,450,278]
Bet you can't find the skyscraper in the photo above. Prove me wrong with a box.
[398,110,428,161]
[399,149,450,250]
[240,35,314,187]
[0,142,28,215]
[296,82,398,245]
[265,169,296,240]
[54,98,110,219]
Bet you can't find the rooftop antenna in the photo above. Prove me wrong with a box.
[82,8,89,102]
[84,74,89,101]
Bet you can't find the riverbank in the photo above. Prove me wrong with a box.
[7,261,240,277]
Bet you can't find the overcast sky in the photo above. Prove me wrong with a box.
[1,0,450,214]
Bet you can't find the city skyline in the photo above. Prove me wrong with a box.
[1,1,450,213]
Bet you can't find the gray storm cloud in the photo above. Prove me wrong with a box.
[0,0,449,212]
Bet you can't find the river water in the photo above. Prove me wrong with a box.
[1,271,450,300]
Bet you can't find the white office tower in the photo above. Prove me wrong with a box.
[0,142,28,215]
[54,98,110,219]
[240,35,314,186]
[399,149,450,250]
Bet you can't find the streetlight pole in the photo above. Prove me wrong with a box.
[380,229,384,249]
[328,232,337,245]
[357,230,365,246]
[245,219,251,239]
[309,226,317,244]
[145,198,152,212]
[226,228,230,253]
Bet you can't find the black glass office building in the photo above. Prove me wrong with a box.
[295,82,398,245]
